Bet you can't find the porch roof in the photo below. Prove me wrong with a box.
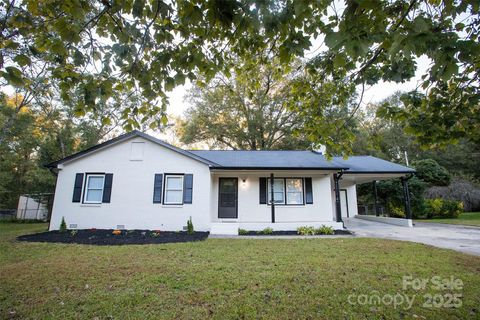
[190,150,347,170]
[189,151,415,174]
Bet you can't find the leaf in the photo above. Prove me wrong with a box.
[3,67,24,86]
[14,54,31,67]
[324,32,344,49]
[132,0,145,18]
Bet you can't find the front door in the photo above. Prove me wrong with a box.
[218,178,238,218]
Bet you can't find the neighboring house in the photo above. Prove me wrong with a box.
[46,131,414,234]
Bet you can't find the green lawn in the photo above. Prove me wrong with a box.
[416,212,480,227]
[1,224,479,319]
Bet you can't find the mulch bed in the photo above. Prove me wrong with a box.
[240,229,352,236]
[17,229,209,245]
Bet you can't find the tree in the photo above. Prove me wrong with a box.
[413,159,451,186]
[1,0,478,150]
[178,56,310,150]
[353,92,480,179]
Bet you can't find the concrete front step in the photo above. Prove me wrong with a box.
[210,223,239,235]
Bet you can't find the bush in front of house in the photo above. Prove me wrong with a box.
[238,228,248,235]
[315,225,334,235]
[59,217,67,233]
[187,217,194,235]
[258,227,273,235]
[424,198,463,218]
[297,226,316,235]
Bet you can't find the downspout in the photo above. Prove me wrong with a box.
[270,173,275,223]
[334,171,344,228]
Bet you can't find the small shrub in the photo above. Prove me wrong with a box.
[424,198,463,218]
[297,226,315,236]
[59,217,67,233]
[150,231,161,237]
[387,203,406,218]
[187,217,194,235]
[315,225,334,235]
[261,227,273,235]
[70,229,78,237]
[238,228,249,235]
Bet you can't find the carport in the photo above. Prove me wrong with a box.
[331,156,416,224]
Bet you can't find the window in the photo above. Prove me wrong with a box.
[267,178,304,205]
[267,179,285,204]
[84,174,105,203]
[164,175,184,204]
[286,178,303,204]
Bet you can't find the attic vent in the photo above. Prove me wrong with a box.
[116,225,125,230]
[69,224,77,229]
[130,142,145,161]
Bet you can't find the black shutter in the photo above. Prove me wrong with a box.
[102,174,113,203]
[259,177,267,204]
[305,177,313,204]
[153,174,163,203]
[72,173,84,203]
[183,174,193,204]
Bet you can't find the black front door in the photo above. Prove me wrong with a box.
[218,178,238,218]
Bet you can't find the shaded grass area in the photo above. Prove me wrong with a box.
[417,212,480,227]
[1,223,479,319]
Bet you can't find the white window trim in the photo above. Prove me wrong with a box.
[163,174,184,205]
[285,178,304,205]
[83,174,105,204]
[267,178,305,206]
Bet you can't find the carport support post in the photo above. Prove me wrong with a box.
[373,181,379,216]
[270,173,275,223]
[334,173,343,224]
[401,177,412,220]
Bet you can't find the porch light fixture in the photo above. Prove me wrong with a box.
[241,177,247,185]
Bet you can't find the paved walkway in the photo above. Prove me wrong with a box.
[344,217,480,256]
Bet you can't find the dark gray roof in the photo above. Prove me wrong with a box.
[332,156,415,174]
[46,131,414,174]
[189,150,347,170]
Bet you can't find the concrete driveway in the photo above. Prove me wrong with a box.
[344,217,480,256]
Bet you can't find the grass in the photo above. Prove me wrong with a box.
[1,223,479,319]
[416,212,480,227]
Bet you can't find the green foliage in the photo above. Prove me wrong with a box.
[358,176,427,218]
[70,229,78,237]
[186,217,194,235]
[424,199,463,219]
[387,203,406,219]
[297,226,316,236]
[258,227,273,235]
[1,0,476,148]
[179,54,310,150]
[413,159,451,186]
[238,228,249,235]
[59,217,67,233]
[315,225,334,235]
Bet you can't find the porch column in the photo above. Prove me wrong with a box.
[401,176,412,219]
[373,180,379,216]
[333,173,343,223]
[270,173,275,223]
